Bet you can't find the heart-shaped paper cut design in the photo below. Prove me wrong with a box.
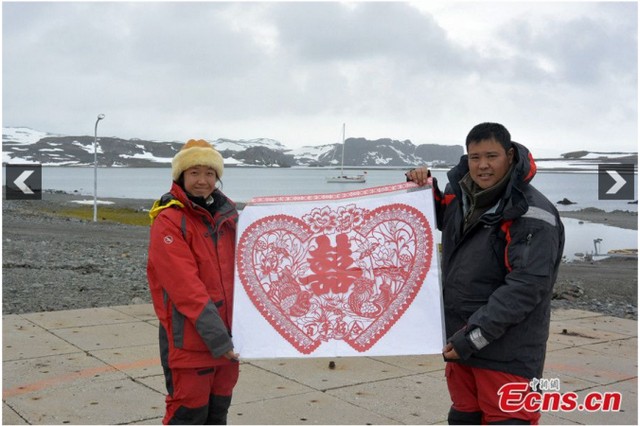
[236,203,433,354]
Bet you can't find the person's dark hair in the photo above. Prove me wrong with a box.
[465,122,512,152]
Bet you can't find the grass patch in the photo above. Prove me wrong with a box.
[46,205,151,226]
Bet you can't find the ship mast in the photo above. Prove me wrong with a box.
[340,123,345,176]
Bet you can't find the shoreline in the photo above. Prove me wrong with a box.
[38,190,638,230]
[558,207,638,230]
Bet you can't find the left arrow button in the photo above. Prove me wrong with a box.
[13,170,35,194]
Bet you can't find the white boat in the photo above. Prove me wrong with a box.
[326,123,366,183]
[326,174,367,183]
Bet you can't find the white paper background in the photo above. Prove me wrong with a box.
[232,187,444,358]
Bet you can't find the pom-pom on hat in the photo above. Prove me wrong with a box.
[171,139,224,181]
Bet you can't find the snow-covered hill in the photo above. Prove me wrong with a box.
[3,127,62,145]
[215,137,287,152]
[2,127,636,170]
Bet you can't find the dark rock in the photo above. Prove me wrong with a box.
[557,198,577,205]
[553,282,585,301]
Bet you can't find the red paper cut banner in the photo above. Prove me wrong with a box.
[233,183,444,358]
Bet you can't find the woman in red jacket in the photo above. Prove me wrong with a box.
[147,139,240,424]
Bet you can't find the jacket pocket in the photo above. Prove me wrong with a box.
[172,305,185,349]
[512,227,556,276]
[171,306,209,352]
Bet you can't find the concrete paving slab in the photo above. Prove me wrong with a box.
[546,339,574,352]
[111,304,159,322]
[129,415,165,425]
[580,337,637,359]
[20,307,136,330]
[551,309,606,321]
[544,346,637,385]
[537,371,600,393]
[136,374,168,395]
[3,316,81,361]
[6,376,163,425]
[559,316,637,337]
[541,412,581,424]
[234,363,315,405]
[248,356,413,391]
[326,372,450,424]
[90,344,162,379]
[3,306,637,425]
[229,390,401,425]
[547,382,638,425]
[51,320,158,351]
[3,402,28,425]
[368,354,446,373]
[3,352,124,393]
[424,368,446,381]
[548,320,632,347]
[609,377,638,396]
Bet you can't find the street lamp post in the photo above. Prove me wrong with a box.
[93,114,105,222]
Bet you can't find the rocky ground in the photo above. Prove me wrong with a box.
[2,191,638,319]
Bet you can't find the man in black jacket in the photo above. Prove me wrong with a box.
[407,123,564,424]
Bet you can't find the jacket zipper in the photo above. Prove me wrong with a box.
[522,233,533,266]
[196,205,234,330]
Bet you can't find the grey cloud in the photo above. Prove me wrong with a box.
[498,3,637,85]
[125,5,263,76]
[269,2,473,72]
[1,1,636,154]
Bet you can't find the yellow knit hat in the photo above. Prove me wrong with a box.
[171,139,224,181]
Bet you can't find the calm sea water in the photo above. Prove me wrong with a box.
[35,166,638,212]
[5,166,638,260]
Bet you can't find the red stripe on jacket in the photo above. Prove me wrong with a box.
[500,220,514,272]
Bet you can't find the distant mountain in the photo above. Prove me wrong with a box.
[4,127,636,170]
[2,127,465,168]
[559,150,637,164]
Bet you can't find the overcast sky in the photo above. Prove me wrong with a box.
[2,1,637,157]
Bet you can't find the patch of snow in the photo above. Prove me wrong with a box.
[72,140,103,154]
[41,161,81,166]
[290,144,336,159]
[3,154,39,164]
[581,152,636,159]
[214,138,287,152]
[120,151,171,163]
[365,152,393,165]
[223,157,243,165]
[2,127,61,145]
[70,199,115,205]
[535,160,598,170]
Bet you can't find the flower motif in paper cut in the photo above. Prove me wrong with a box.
[336,204,366,233]
[302,206,339,235]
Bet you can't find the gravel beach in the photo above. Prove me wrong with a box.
[3,191,637,319]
